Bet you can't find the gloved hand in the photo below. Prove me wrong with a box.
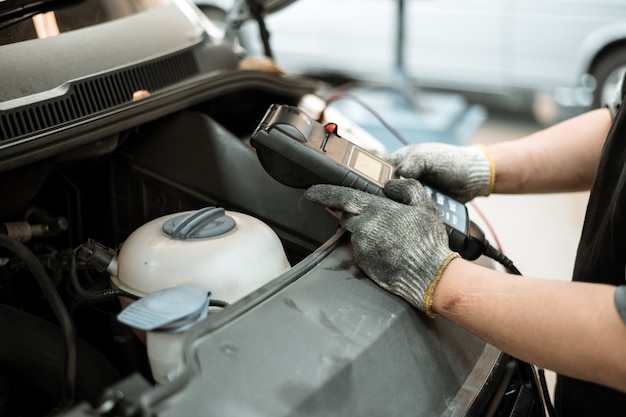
[386,143,495,203]
[304,178,460,317]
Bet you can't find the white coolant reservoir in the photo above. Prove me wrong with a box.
[112,207,291,383]
[111,207,290,301]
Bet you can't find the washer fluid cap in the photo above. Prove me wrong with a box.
[117,285,210,332]
[162,207,235,239]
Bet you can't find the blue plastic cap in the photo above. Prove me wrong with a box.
[162,207,235,240]
[117,285,211,332]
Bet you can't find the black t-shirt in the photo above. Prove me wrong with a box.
[554,77,626,416]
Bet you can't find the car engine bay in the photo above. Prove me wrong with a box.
[0,82,348,415]
[0,1,548,416]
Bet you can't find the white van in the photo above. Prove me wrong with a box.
[231,0,626,116]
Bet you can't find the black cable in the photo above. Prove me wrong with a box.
[484,243,521,275]
[0,234,77,408]
[210,299,229,308]
[72,242,229,310]
[322,91,412,146]
[70,253,139,301]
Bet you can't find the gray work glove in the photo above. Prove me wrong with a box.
[386,143,495,203]
[304,179,460,317]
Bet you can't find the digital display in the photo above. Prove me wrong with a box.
[353,148,383,181]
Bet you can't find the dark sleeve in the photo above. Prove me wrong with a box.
[614,285,626,325]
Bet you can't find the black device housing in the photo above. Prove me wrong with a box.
[251,104,477,259]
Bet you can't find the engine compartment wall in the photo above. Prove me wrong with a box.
[114,110,338,261]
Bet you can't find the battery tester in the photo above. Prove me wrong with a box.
[250,103,514,265]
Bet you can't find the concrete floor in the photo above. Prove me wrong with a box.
[467,105,591,399]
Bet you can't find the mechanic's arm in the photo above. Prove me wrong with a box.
[434,258,626,393]
[305,179,626,394]
[388,107,613,200]
[486,107,613,194]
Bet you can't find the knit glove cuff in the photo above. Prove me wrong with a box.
[379,245,460,317]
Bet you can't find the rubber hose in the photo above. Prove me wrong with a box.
[0,234,77,403]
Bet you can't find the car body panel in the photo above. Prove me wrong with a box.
[144,240,507,417]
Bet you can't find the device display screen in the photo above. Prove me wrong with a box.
[351,148,384,182]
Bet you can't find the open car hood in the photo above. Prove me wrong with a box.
[0,0,244,173]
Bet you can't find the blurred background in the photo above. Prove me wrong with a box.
[201,0,626,126]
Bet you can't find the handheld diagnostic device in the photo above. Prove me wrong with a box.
[251,104,479,259]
